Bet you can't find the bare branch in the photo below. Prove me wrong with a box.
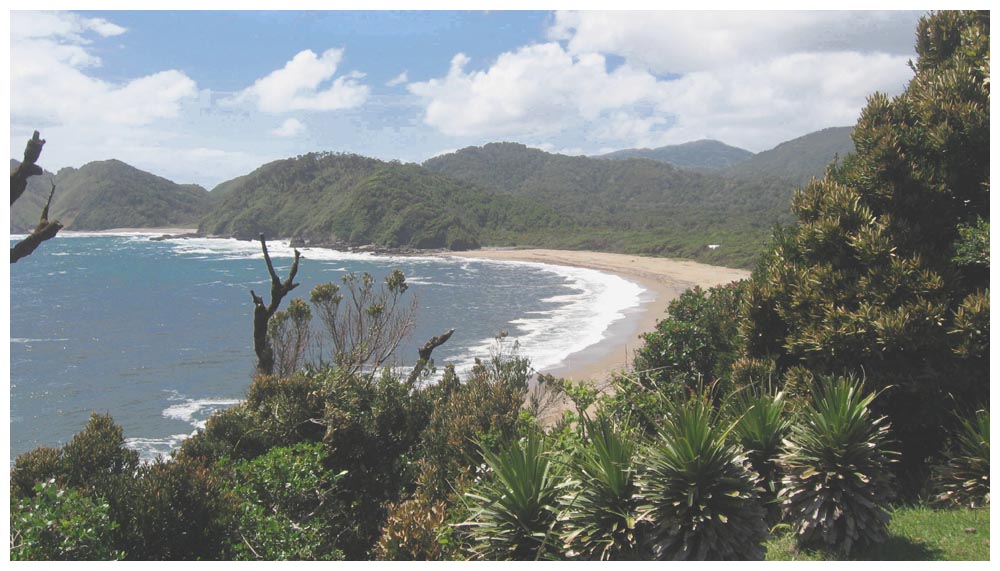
[11,180,62,264]
[407,328,456,387]
[11,131,45,206]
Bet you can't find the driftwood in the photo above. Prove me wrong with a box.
[250,234,301,375]
[10,131,62,263]
[406,328,455,386]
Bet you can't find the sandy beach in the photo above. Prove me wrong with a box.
[442,249,750,392]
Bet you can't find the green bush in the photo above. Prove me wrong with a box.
[778,376,895,555]
[420,340,532,499]
[228,442,346,560]
[638,392,767,560]
[10,446,63,498]
[560,416,645,560]
[729,386,792,523]
[933,409,989,508]
[10,479,124,561]
[115,455,238,560]
[462,432,566,560]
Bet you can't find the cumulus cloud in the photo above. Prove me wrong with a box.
[10,11,197,127]
[548,10,920,74]
[386,71,409,87]
[271,118,307,137]
[234,48,369,113]
[411,11,918,151]
[409,44,661,138]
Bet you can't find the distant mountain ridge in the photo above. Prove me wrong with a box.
[10,159,210,233]
[594,139,754,170]
[11,125,858,267]
[724,126,855,185]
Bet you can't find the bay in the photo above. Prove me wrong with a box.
[9,233,642,462]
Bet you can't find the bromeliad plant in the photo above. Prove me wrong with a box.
[730,386,793,523]
[778,376,895,555]
[638,392,768,560]
[462,432,566,560]
[933,408,989,508]
[560,415,645,560]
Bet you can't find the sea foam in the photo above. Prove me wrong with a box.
[441,258,644,377]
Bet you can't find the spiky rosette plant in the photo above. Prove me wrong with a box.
[778,376,895,555]
[638,393,768,560]
[933,409,989,508]
[462,432,566,560]
[730,387,793,523]
[560,416,645,560]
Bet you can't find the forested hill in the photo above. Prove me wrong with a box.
[593,139,753,170]
[12,125,858,267]
[198,152,563,250]
[723,126,855,184]
[9,159,211,232]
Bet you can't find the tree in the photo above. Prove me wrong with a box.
[10,131,63,263]
[250,234,301,375]
[741,10,989,481]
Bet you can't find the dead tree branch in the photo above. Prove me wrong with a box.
[10,131,62,263]
[406,328,455,387]
[251,233,301,375]
[11,182,63,264]
[11,131,45,205]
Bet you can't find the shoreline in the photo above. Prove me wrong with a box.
[27,230,749,390]
[440,249,750,388]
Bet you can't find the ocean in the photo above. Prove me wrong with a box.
[8,233,643,462]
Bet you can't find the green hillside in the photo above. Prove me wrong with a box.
[594,139,753,170]
[198,152,563,250]
[10,159,211,232]
[723,126,855,184]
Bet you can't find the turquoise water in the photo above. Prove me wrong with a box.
[9,233,642,461]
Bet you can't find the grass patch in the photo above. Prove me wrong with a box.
[766,505,989,561]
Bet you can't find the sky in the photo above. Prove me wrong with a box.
[8,8,927,189]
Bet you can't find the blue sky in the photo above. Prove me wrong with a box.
[9,9,925,189]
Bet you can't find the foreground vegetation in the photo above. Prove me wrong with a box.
[9,10,989,561]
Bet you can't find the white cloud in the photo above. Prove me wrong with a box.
[409,43,660,138]
[411,12,917,151]
[12,11,126,42]
[549,11,920,74]
[234,48,370,113]
[271,118,307,138]
[10,12,197,127]
[386,71,409,87]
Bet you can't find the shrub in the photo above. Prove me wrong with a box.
[10,446,63,498]
[228,442,346,560]
[421,339,532,499]
[778,376,895,555]
[638,392,768,560]
[729,386,792,523]
[116,454,238,560]
[10,479,124,561]
[375,491,449,560]
[59,412,140,489]
[933,409,989,508]
[560,416,645,560]
[462,432,566,560]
